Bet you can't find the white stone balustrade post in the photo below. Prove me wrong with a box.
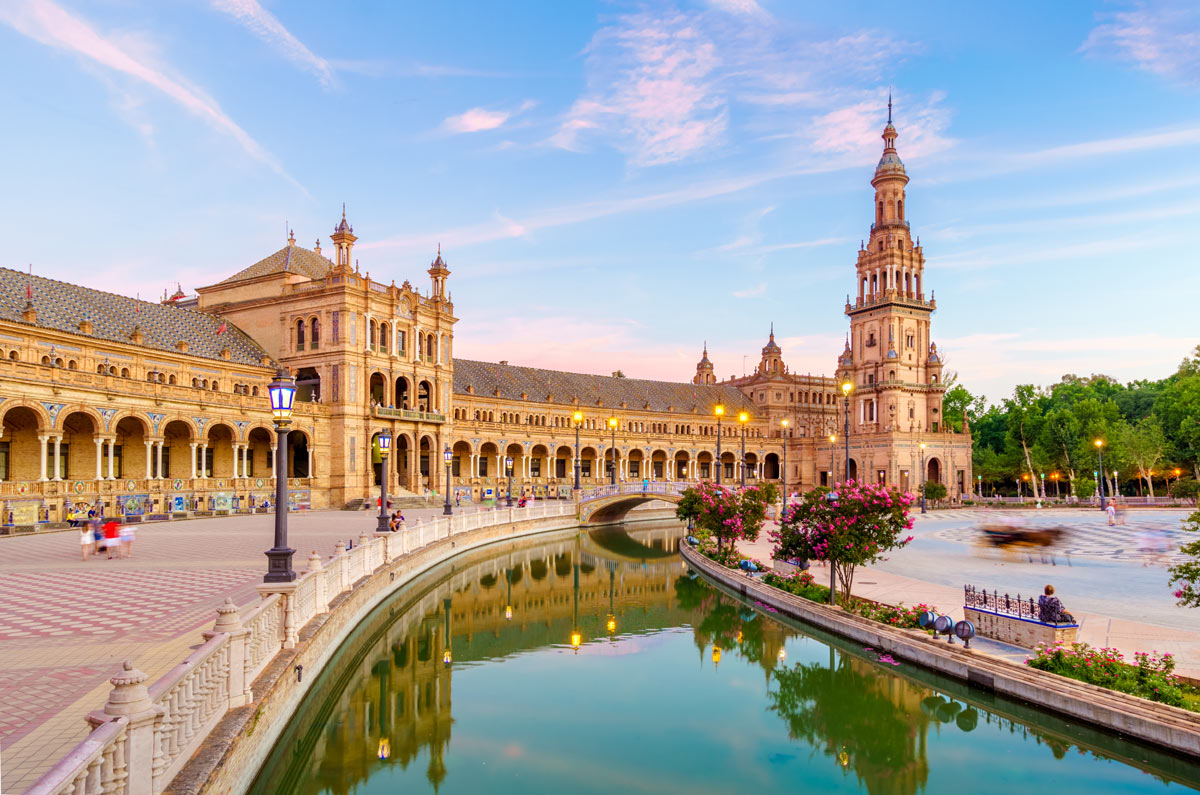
[308,551,329,611]
[206,598,251,708]
[333,541,347,593]
[358,532,371,576]
[101,661,163,795]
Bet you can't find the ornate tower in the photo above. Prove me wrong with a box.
[428,245,450,300]
[757,325,784,376]
[839,99,946,434]
[330,204,356,272]
[692,343,716,385]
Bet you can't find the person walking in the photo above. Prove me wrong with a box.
[79,525,93,561]
[119,523,135,558]
[102,520,120,560]
[1106,502,1116,526]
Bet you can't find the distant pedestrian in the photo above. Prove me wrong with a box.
[1106,503,1116,526]
[79,525,93,561]
[119,524,135,558]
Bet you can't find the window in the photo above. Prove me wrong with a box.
[452,458,461,477]
[310,317,320,349]
[531,459,541,478]
[0,441,8,480]
[478,456,488,477]
[296,319,305,351]
[397,330,406,355]
[581,460,592,478]
[45,443,69,478]
[203,448,214,478]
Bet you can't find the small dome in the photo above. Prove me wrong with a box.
[887,349,898,359]
[875,152,906,178]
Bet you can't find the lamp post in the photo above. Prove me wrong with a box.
[376,430,392,533]
[608,416,618,485]
[829,434,837,485]
[841,382,853,483]
[919,442,927,514]
[714,405,725,485]
[1095,439,1106,509]
[572,411,583,490]
[780,418,789,496]
[505,456,514,507]
[443,446,453,515]
[738,411,749,487]
[1040,472,1046,504]
[264,368,297,583]
[825,489,839,605]
[977,473,982,500]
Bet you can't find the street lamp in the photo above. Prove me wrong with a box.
[841,382,853,483]
[738,411,749,487]
[829,434,837,485]
[572,411,583,490]
[376,430,392,533]
[919,442,927,514]
[608,416,618,485]
[1051,472,1060,499]
[1095,439,1106,509]
[1040,472,1046,503]
[264,368,297,583]
[505,456,514,507]
[825,489,840,604]
[780,418,789,496]
[443,446,453,515]
[977,473,983,499]
[714,404,725,485]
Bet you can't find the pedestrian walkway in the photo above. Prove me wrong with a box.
[0,504,495,793]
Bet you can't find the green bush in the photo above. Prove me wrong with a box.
[761,571,938,630]
[1025,642,1191,708]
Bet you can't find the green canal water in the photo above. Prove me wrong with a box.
[252,522,1200,794]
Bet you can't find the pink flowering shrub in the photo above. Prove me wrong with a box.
[771,481,915,601]
[1025,642,1192,708]
[676,481,778,559]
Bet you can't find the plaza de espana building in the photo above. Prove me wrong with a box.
[0,113,971,526]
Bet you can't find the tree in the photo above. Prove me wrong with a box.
[675,481,778,561]
[1005,385,1047,499]
[1039,406,1082,495]
[771,481,914,603]
[942,383,984,433]
[1168,511,1200,607]
[923,481,948,503]
[1120,415,1166,498]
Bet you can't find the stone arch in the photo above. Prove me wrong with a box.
[554,444,573,480]
[55,404,104,433]
[114,416,150,478]
[650,449,669,480]
[419,434,436,488]
[379,321,390,354]
[764,452,780,479]
[295,367,321,403]
[368,318,378,352]
[246,426,273,480]
[418,379,435,412]
[579,445,598,481]
[673,449,691,481]
[288,428,312,478]
[927,457,941,484]
[205,422,236,478]
[2,400,50,431]
[58,410,100,481]
[309,316,320,348]
[1,405,47,481]
[395,376,410,409]
[478,441,499,478]
[161,420,193,479]
[848,457,859,482]
[369,371,386,405]
[451,440,472,481]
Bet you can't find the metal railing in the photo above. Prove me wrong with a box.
[371,405,446,423]
[28,500,575,795]
[964,585,1040,621]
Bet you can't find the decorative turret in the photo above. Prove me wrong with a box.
[757,324,784,376]
[428,244,450,300]
[692,341,716,385]
[330,204,356,272]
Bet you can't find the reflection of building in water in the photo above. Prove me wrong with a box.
[277,527,691,795]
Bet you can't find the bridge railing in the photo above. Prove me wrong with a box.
[581,481,690,501]
[28,500,576,795]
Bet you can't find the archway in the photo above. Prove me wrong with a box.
[295,367,321,403]
[579,446,598,482]
[554,444,572,481]
[697,450,714,481]
[627,449,644,480]
[289,430,311,478]
[720,451,736,483]
[927,457,941,484]
[848,458,859,482]
[650,449,668,481]
[1,406,45,481]
[369,372,386,406]
[765,452,780,480]
[115,416,150,479]
[530,443,550,481]
[370,431,384,486]
[451,440,472,487]
[247,426,273,480]
[396,434,412,488]
[60,410,100,481]
[206,424,235,478]
[745,452,759,482]
[162,420,193,478]
[395,376,410,410]
[420,435,436,491]
[674,450,690,481]
[418,380,434,412]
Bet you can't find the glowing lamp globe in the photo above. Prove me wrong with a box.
[268,369,297,426]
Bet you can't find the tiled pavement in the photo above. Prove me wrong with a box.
[0,504,491,793]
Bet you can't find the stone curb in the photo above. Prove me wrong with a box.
[681,542,1200,759]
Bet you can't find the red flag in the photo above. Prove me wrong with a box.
[25,283,32,301]
[216,321,227,335]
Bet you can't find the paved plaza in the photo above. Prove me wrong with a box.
[0,504,484,793]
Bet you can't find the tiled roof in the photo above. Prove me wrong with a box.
[453,359,756,417]
[0,268,269,367]
[216,244,332,285]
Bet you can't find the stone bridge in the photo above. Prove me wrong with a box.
[577,481,688,525]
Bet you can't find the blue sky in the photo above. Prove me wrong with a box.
[2,0,1198,405]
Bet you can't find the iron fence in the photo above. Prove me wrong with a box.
[963,584,1040,621]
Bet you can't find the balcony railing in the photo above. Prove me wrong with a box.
[372,406,445,423]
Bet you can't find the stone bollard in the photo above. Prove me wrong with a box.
[103,661,163,795]
[204,597,251,708]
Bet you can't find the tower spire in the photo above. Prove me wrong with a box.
[887,91,892,124]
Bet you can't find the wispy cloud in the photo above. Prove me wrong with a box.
[1082,1,1200,87]
[0,0,297,187]
[732,282,766,298]
[329,59,516,79]
[212,0,333,87]
[550,5,925,168]
[810,90,953,161]
[441,99,536,134]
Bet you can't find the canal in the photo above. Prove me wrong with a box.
[251,521,1200,794]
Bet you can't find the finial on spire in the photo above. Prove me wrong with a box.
[341,202,346,220]
[703,340,708,354]
[888,91,892,124]
[769,321,774,340]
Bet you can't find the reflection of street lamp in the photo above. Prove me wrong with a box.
[1050,472,1060,499]
[606,563,617,638]
[608,416,618,484]
[505,569,513,621]
[570,558,582,654]
[505,456,514,507]
[1095,439,1106,509]
[376,430,392,533]
[777,646,787,663]
[264,369,296,583]
[442,597,452,667]
[712,643,722,667]
[573,411,583,490]
[841,382,853,483]
[443,446,453,515]
[738,411,749,487]
[715,404,725,485]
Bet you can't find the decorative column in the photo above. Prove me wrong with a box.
[52,435,62,481]
[199,443,208,478]
[144,440,153,479]
[189,442,198,479]
[94,438,103,480]
[106,438,116,480]
[38,435,48,481]
[242,445,250,479]
[156,440,164,479]
[307,445,313,480]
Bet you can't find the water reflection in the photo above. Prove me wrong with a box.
[253,523,1200,795]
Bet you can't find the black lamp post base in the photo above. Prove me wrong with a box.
[264,547,297,583]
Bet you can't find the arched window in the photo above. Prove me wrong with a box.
[42,356,51,366]
[310,317,320,348]
[897,199,903,220]
[120,367,129,378]
[877,200,883,224]
[427,334,435,361]
[8,350,17,361]
[252,385,259,396]
[169,374,176,385]
[97,364,105,373]
[369,319,378,352]
[379,322,389,354]
[68,359,77,370]
[296,319,305,352]
[211,381,219,391]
